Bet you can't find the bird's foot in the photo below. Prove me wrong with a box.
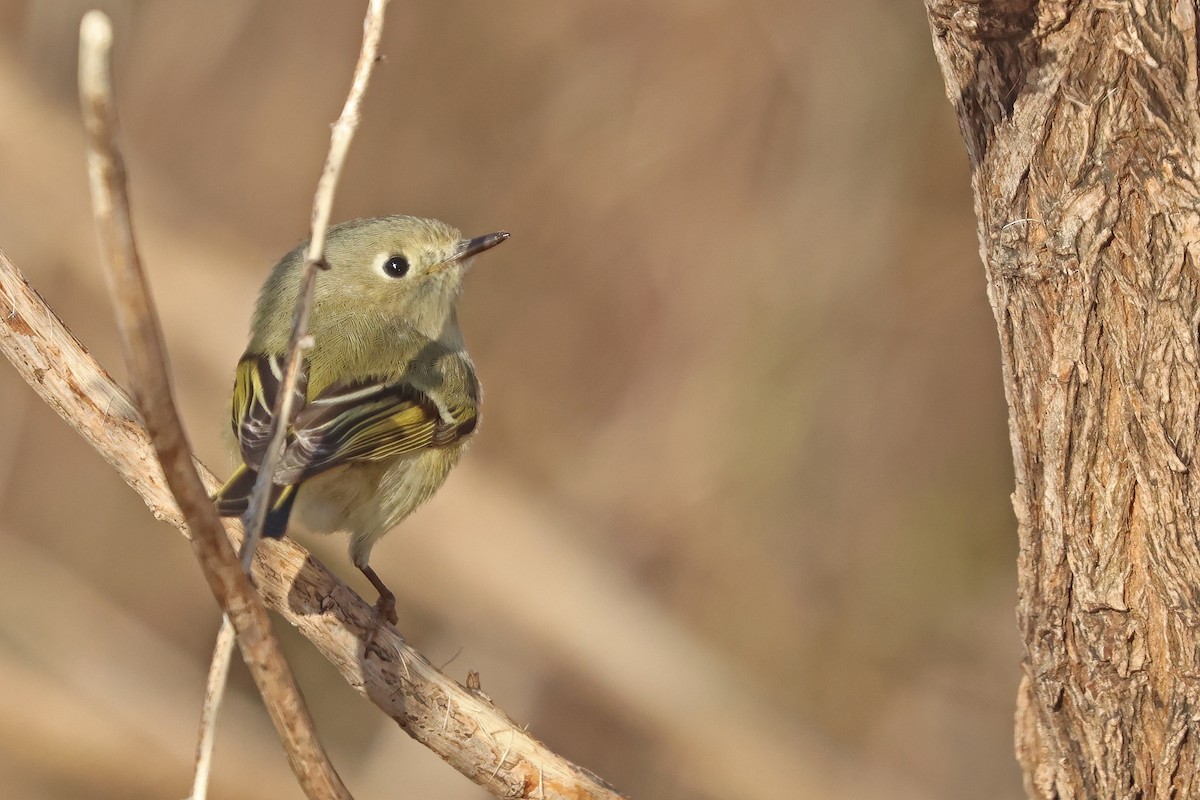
[374,592,398,627]
[363,593,399,656]
[357,563,399,647]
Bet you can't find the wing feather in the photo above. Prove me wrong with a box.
[275,376,476,483]
[230,351,477,486]
[230,353,307,469]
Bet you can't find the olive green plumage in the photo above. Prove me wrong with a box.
[213,215,508,622]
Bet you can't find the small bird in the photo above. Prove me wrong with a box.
[213,215,508,624]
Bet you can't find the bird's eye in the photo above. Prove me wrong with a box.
[382,255,410,278]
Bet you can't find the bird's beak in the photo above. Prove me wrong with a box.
[454,231,510,262]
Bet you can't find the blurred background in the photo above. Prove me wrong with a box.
[0,2,1021,798]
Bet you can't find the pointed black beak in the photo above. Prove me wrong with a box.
[455,231,510,261]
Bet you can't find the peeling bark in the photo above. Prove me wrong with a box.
[925,1,1200,797]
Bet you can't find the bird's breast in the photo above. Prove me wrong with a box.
[291,445,465,538]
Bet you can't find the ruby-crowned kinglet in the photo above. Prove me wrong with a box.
[213,215,508,623]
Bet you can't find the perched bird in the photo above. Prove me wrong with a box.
[213,215,508,624]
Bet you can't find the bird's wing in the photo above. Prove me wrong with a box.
[273,376,477,484]
[229,352,308,470]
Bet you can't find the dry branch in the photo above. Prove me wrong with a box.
[0,245,626,799]
[76,11,350,800]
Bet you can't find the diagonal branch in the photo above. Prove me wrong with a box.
[76,11,351,800]
[0,245,627,799]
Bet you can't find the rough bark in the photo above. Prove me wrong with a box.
[925,1,1200,797]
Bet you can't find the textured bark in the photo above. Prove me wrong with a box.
[925,1,1200,797]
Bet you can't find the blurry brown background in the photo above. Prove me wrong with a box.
[0,2,1020,799]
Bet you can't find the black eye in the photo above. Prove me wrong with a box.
[382,255,410,277]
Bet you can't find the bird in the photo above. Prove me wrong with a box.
[213,215,508,624]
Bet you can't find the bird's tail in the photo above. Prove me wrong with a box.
[212,463,300,539]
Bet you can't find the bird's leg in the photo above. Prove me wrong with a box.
[358,563,399,626]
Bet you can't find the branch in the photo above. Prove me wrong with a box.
[243,0,389,568]
[0,245,627,799]
[76,11,351,800]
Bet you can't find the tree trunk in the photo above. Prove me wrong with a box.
[924,2,1200,797]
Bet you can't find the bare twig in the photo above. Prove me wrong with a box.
[190,620,236,800]
[0,245,627,799]
[77,11,350,800]
[241,0,390,559]
[192,3,391,793]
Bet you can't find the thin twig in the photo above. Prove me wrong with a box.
[0,247,628,800]
[77,11,351,800]
[189,619,236,800]
[241,0,391,562]
[193,2,391,793]
[193,615,236,800]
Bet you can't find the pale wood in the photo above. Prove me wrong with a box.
[77,11,351,799]
[190,617,236,800]
[925,1,1200,796]
[0,245,626,799]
